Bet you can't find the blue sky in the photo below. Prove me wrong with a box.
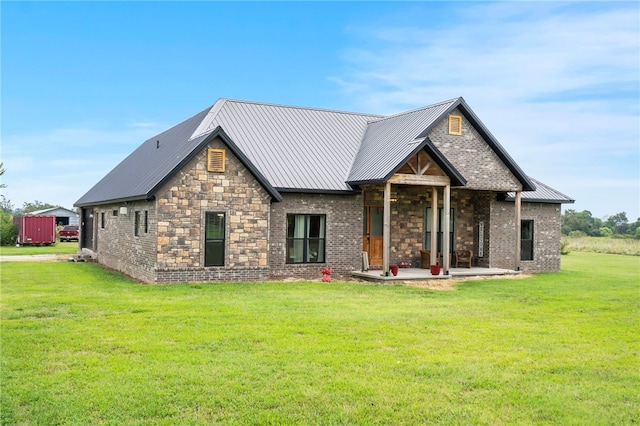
[2,1,639,220]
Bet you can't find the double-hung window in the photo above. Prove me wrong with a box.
[286,214,326,263]
[205,212,225,266]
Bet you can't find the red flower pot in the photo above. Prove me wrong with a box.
[390,265,399,276]
[430,265,441,275]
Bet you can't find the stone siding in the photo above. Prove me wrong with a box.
[362,185,476,268]
[269,193,362,280]
[428,108,522,192]
[153,136,272,282]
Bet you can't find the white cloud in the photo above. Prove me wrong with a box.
[334,2,640,219]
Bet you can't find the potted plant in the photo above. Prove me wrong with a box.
[430,263,441,275]
[390,265,399,276]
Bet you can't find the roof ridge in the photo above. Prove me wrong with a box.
[367,97,462,124]
[220,98,385,118]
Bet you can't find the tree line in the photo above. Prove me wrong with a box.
[562,209,640,238]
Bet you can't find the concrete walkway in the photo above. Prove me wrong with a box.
[0,254,71,262]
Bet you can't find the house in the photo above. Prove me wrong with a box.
[26,207,79,226]
[75,97,573,284]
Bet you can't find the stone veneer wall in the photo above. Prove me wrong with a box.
[428,108,522,192]
[362,185,476,268]
[92,200,157,283]
[152,136,273,283]
[269,193,363,280]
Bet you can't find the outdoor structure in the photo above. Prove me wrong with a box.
[75,97,573,284]
[26,207,79,226]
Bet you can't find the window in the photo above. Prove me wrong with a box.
[205,212,225,266]
[521,220,534,261]
[448,114,462,135]
[112,209,118,217]
[101,212,105,229]
[287,214,326,263]
[134,211,141,237]
[425,207,454,254]
[144,211,148,233]
[207,149,225,172]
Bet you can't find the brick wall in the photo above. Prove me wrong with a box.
[489,198,562,272]
[428,108,522,192]
[91,201,157,283]
[269,192,363,280]
[521,202,562,272]
[489,198,518,270]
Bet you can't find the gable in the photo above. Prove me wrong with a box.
[347,98,535,192]
[428,107,523,191]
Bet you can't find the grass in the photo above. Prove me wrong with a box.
[0,241,78,256]
[1,252,638,425]
[563,235,640,256]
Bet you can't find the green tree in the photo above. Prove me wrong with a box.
[561,209,599,236]
[605,212,629,235]
[0,195,13,214]
[0,162,6,189]
[0,211,17,245]
[18,201,59,215]
[599,227,613,237]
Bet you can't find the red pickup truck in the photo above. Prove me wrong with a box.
[59,225,79,242]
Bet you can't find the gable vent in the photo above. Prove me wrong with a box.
[207,149,225,173]
[448,114,462,135]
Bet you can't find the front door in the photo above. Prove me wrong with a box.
[363,206,384,266]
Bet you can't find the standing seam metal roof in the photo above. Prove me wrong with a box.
[347,99,458,183]
[75,98,557,207]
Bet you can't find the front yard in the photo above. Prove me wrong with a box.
[1,252,638,424]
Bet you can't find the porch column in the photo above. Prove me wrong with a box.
[515,191,522,271]
[430,187,438,266]
[382,181,391,276]
[443,184,451,274]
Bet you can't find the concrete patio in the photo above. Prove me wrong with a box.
[352,267,520,282]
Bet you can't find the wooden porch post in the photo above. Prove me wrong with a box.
[430,187,438,266]
[443,184,451,274]
[515,191,522,271]
[382,181,391,276]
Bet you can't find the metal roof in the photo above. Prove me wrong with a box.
[75,97,548,207]
[347,98,460,184]
[506,178,574,204]
[75,107,211,206]
[193,99,382,192]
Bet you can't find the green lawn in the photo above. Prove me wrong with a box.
[0,241,78,256]
[1,252,638,425]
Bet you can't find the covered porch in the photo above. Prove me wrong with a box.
[352,266,521,282]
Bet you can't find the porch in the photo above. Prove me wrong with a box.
[352,266,520,282]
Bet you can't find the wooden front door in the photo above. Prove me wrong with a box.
[363,206,384,266]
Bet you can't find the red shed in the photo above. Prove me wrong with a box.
[14,215,57,245]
